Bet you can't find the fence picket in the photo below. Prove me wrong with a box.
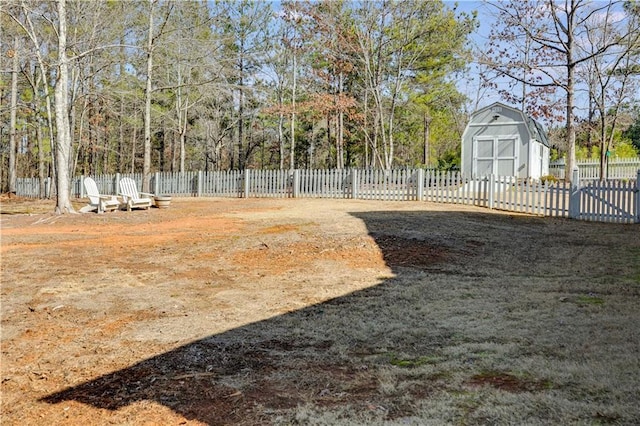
[620,180,627,223]
[617,180,625,223]
[621,180,629,223]
[444,171,451,203]
[602,181,609,221]
[536,181,547,216]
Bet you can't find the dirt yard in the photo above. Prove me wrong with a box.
[1,195,639,425]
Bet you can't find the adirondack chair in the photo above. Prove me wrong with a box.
[81,177,121,214]
[119,177,154,211]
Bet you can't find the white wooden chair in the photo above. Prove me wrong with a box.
[81,177,121,214]
[119,177,154,211]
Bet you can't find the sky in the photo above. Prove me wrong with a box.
[442,1,506,112]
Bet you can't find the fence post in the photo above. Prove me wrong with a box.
[416,169,425,201]
[351,169,359,199]
[79,175,85,198]
[404,168,410,201]
[292,169,300,198]
[635,170,640,224]
[197,170,203,197]
[244,169,250,198]
[488,174,495,209]
[154,172,160,195]
[115,173,121,195]
[569,168,580,220]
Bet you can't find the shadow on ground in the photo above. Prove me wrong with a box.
[40,210,610,424]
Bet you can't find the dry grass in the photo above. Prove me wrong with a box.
[1,197,639,425]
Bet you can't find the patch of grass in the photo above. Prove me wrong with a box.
[388,354,442,368]
[576,294,605,305]
[608,247,640,285]
[629,248,640,284]
[1,206,34,215]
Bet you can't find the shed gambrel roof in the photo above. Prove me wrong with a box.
[470,102,549,147]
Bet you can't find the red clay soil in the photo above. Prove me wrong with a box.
[2,196,435,425]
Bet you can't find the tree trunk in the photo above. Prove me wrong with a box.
[238,46,245,170]
[54,0,75,213]
[364,90,369,167]
[118,96,125,173]
[599,120,607,181]
[423,113,431,167]
[44,76,57,194]
[131,109,137,173]
[278,111,285,170]
[289,50,297,170]
[326,114,332,167]
[8,36,19,194]
[175,58,187,173]
[143,0,154,192]
[102,117,109,174]
[238,87,244,170]
[37,117,45,198]
[566,64,576,183]
[521,35,530,112]
[336,71,344,169]
[565,1,576,184]
[179,122,186,173]
[599,90,607,181]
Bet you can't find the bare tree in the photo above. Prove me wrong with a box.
[581,6,640,179]
[4,1,59,197]
[142,0,156,192]
[142,0,173,191]
[482,0,638,182]
[280,1,304,170]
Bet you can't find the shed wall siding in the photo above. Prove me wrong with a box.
[462,103,549,180]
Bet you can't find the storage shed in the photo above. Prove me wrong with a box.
[461,102,550,179]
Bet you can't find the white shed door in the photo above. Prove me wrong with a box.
[473,137,518,178]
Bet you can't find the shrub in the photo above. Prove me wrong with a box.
[540,175,558,184]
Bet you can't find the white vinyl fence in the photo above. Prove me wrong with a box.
[550,158,640,180]
[421,174,572,218]
[15,168,640,223]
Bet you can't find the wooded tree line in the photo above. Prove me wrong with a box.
[0,0,475,211]
[1,0,639,213]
